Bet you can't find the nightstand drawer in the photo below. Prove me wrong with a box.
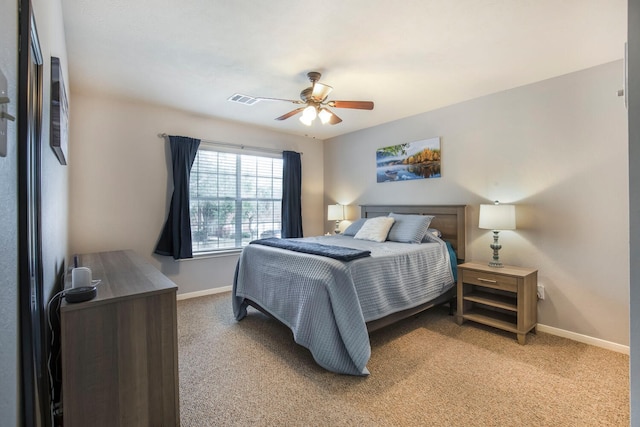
[462,270,517,292]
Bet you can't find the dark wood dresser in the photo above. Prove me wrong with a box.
[61,250,179,426]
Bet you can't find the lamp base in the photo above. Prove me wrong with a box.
[488,230,504,268]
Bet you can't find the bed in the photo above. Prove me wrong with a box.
[232,204,467,375]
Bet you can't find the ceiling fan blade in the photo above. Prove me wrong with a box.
[255,96,305,104]
[311,83,333,102]
[275,107,305,121]
[328,100,374,110]
[329,112,342,125]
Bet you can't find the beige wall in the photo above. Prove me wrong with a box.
[34,0,70,298]
[324,61,629,346]
[68,92,324,294]
[69,61,628,345]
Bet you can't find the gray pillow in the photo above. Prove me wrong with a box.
[343,218,367,236]
[387,213,434,243]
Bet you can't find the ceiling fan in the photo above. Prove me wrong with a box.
[253,71,374,126]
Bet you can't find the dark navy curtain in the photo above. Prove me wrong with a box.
[155,135,201,259]
[281,151,303,238]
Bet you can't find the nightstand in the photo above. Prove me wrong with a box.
[456,262,538,344]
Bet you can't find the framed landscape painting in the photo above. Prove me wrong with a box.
[376,137,441,183]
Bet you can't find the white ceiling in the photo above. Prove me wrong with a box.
[61,0,627,140]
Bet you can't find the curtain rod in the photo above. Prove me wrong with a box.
[158,133,302,156]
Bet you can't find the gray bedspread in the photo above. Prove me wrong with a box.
[232,233,454,376]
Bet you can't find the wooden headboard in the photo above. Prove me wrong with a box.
[360,204,467,262]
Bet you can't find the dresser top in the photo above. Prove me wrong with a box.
[61,250,177,311]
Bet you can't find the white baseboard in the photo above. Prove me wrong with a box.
[175,290,630,355]
[176,286,232,301]
[537,324,629,355]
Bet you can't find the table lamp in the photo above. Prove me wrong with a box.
[478,201,516,268]
[327,204,345,234]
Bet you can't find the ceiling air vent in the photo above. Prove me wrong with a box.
[227,93,259,105]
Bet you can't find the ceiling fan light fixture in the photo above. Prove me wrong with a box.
[249,71,373,126]
[299,114,313,126]
[302,105,317,120]
[311,83,333,102]
[318,108,333,124]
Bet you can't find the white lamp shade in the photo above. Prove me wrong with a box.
[311,82,333,101]
[302,105,317,120]
[299,115,313,126]
[327,204,345,221]
[318,108,333,124]
[479,204,516,230]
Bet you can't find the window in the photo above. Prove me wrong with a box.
[189,146,283,254]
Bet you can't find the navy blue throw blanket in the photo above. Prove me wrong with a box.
[250,238,371,261]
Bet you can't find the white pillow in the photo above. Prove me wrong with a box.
[353,217,395,242]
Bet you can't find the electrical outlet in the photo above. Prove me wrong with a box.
[537,284,545,300]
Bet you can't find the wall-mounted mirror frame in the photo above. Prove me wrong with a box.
[18,1,47,425]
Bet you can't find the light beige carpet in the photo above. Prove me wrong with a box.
[177,293,629,426]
